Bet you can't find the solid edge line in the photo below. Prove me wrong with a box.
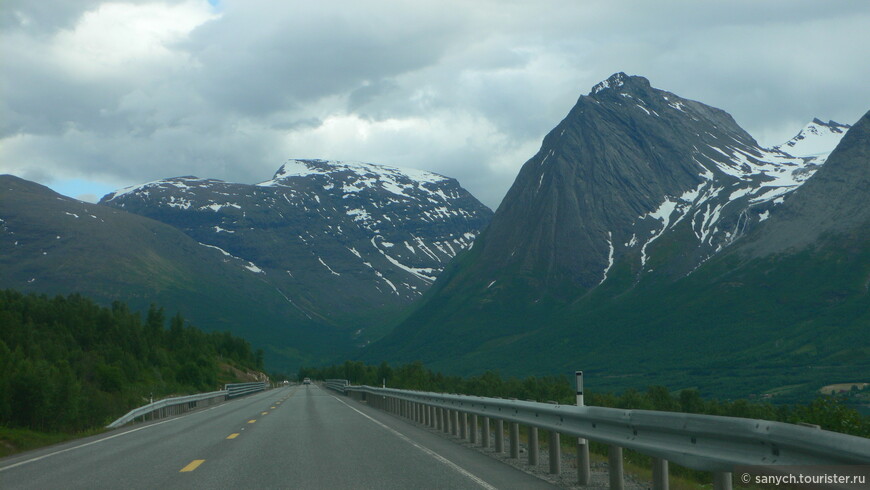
[331,395,497,490]
[0,386,294,473]
[0,415,183,473]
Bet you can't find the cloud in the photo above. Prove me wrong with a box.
[2,0,869,209]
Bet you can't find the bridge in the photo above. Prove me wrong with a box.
[1,381,868,489]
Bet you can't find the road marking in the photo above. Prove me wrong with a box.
[226,433,239,439]
[179,459,205,472]
[248,419,256,424]
[0,415,182,473]
[270,406,276,409]
[331,396,497,490]
[0,390,281,473]
[261,411,269,415]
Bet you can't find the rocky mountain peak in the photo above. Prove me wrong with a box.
[775,119,852,162]
[590,72,652,96]
[471,75,851,293]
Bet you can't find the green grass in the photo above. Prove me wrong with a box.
[0,426,106,458]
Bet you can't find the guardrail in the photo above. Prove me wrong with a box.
[225,381,269,398]
[329,383,870,490]
[324,379,349,392]
[106,390,227,429]
[107,381,271,429]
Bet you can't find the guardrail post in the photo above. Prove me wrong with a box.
[549,430,560,474]
[443,408,450,434]
[470,414,478,444]
[577,439,591,485]
[528,426,539,466]
[452,410,459,436]
[495,419,504,453]
[510,422,520,458]
[460,412,468,439]
[575,370,591,485]
[713,472,732,490]
[482,416,490,448]
[652,457,669,490]
[609,445,624,490]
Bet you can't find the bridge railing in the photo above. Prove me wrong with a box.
[327,383,870,490]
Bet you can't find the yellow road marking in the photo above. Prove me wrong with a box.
[226,433,239,439]
[261,411,268,415]
[180,459,205,472]
[270,406,276,409]
[248,419,256,424]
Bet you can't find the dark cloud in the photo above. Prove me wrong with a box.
[1,0,869,209]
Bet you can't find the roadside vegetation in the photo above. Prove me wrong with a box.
[0,290,263,456]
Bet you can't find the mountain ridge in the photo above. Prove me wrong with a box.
[99,159,492,340]
[362,74,867,400]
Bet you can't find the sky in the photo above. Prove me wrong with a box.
[2,1,869,209]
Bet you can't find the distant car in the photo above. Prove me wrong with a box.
[303,378,311,385]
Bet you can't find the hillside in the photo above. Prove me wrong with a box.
[0,175,347,370]
[0,290,262,433]
[363,75,868,401]
[100,159,492,339]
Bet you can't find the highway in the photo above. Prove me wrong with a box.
[0,384,556,489]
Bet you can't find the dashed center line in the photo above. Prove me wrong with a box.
[226,433,239,439]
[248,419,256,424]
[179,459,205,472]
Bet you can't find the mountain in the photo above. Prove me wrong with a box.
[99,159,492,340]
[0,175,342,369]
[364,73,867,400]
[774,118,851,164]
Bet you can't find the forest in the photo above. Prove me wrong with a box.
[0,290,263,433]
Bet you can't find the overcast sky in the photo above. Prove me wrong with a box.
[2,0,869,209]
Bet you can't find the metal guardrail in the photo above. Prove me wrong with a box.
[324,379,349,392]
[107,390,227,429]
[225,381,269,398]
[107,381,270,429]
[335,384,870,489]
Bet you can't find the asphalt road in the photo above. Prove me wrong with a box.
[0,384,556,489]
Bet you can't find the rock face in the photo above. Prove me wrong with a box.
[364,74,866,397]
[478,72,845,293]
[100,159,492,336]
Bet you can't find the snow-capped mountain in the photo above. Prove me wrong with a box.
[0,174,338,371]
[365,74,867,389]
[475,72,848,289]
[101,160,492,337]
[774,118,851,164]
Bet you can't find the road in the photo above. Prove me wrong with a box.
[0,384,556,489]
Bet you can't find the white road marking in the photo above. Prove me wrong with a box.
[0,416,184,472]
[0,388,293,472]
[331,395,497,490]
